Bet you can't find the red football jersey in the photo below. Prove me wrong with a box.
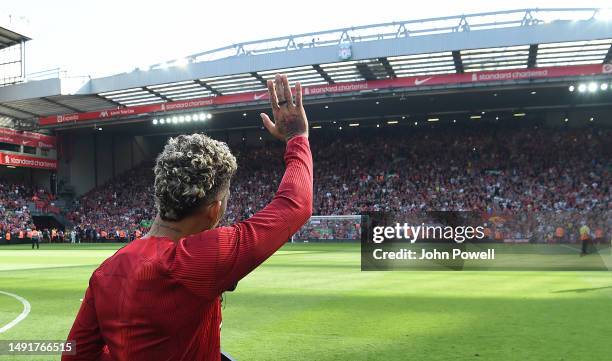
[63,136,313,361]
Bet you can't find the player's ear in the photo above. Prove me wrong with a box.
[206,200,223,228]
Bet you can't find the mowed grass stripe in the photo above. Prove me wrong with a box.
[0,243,611,361]
[0,249,117,272]
[220,245,612,361]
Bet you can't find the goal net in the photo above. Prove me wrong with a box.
[291,215,362,243]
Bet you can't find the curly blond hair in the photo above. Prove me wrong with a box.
[153,133,237,221]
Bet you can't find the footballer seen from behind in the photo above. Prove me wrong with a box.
[62,74,313,361]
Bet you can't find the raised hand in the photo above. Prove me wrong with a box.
[260,74,309,141]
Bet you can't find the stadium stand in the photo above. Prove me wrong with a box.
[66,166,155,241]
[0,181,56,240]
[0,9,609,246]
[55,123,610,242]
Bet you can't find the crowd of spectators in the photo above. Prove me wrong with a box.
[0,182,56,240]
[10,124,608,243]
[306,126,609,215]
[67,166,155,241]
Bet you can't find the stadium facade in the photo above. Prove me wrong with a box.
[0,8,610,197]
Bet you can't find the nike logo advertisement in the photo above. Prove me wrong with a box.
[253,93,266,100]
[414,77,432,86]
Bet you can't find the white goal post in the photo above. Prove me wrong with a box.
[291,215,362,243]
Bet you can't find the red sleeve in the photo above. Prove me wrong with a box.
[170,135,313,298]
[62,284,107,361]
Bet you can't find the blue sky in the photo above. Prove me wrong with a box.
[1,0,609,78]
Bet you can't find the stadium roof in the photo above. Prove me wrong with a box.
[0,26,30,50]
[0,8,611,129]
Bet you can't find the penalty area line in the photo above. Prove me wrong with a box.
[0,290,31,333]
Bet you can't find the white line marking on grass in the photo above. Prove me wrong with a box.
[0,291,31,333]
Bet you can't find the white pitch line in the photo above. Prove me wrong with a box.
[0,291,31,333]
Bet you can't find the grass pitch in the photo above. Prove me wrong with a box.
[0,243,611,361]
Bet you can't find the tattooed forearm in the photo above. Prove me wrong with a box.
[284,113,308,141]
